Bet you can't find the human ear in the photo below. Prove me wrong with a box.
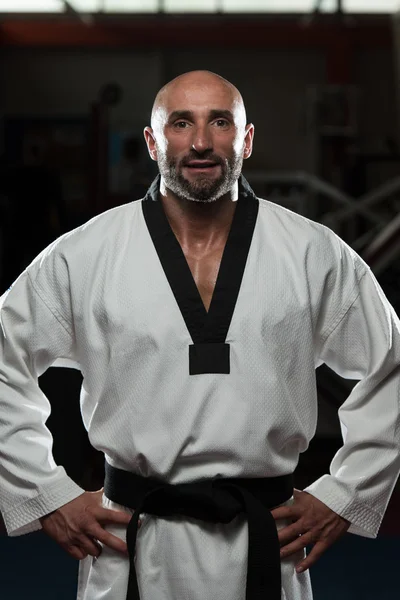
[243,124,255,160]
[143,127,158,161]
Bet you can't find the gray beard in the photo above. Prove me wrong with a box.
[157,152,243,203]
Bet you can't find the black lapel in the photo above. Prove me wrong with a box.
[142,176,208,344]
[142,175,259,375]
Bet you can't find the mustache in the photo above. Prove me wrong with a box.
[180,153,224,167]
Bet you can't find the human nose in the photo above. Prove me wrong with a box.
[191,124,213,154]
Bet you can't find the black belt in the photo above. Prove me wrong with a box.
[104,462,293,600]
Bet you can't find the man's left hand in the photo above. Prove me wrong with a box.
[271,489,350,573]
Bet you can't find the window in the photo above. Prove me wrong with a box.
[345,0,398,12]
[165,0,218,12]
[0,0,63,11]
[222,1,319,12]
[102,0,158,11]
[1,0,398,14]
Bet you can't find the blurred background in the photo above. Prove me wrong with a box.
[0,1,400,598]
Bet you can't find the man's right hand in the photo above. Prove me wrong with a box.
[40,489,132,560]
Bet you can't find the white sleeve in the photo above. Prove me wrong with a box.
[0,268,84,537]
[305,267,400,538]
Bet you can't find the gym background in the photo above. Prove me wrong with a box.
[0,2,399,599]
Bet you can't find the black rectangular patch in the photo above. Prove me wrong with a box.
[189,343,230,375]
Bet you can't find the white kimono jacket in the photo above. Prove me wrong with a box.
[1,177,400,600]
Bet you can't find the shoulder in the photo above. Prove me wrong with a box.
[27,200,143,287]
[256,197,367,282]
[257,196,335,243]
[63,200,142,247]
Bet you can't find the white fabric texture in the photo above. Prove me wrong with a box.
[76,496,312,600]
[1,196,400,599]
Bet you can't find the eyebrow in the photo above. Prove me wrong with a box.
[167,109,235,123]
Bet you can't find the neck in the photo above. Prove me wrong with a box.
[159,178,239,251]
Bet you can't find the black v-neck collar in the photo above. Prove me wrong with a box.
[142,175,259,374]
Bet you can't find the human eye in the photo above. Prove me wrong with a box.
[213,119,230,128]
[173,121,190,129]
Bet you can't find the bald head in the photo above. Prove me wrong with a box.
[151,70,247,132]
[144,70,254,204]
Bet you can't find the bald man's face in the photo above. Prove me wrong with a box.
[144,77,254,203]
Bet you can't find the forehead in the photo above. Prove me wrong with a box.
[161,81,240,118]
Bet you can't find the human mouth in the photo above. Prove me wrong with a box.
[184,161,220,173]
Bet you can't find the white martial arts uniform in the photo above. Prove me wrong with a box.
[1,178,400,600]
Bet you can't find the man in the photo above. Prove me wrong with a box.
[0,70,399,600]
